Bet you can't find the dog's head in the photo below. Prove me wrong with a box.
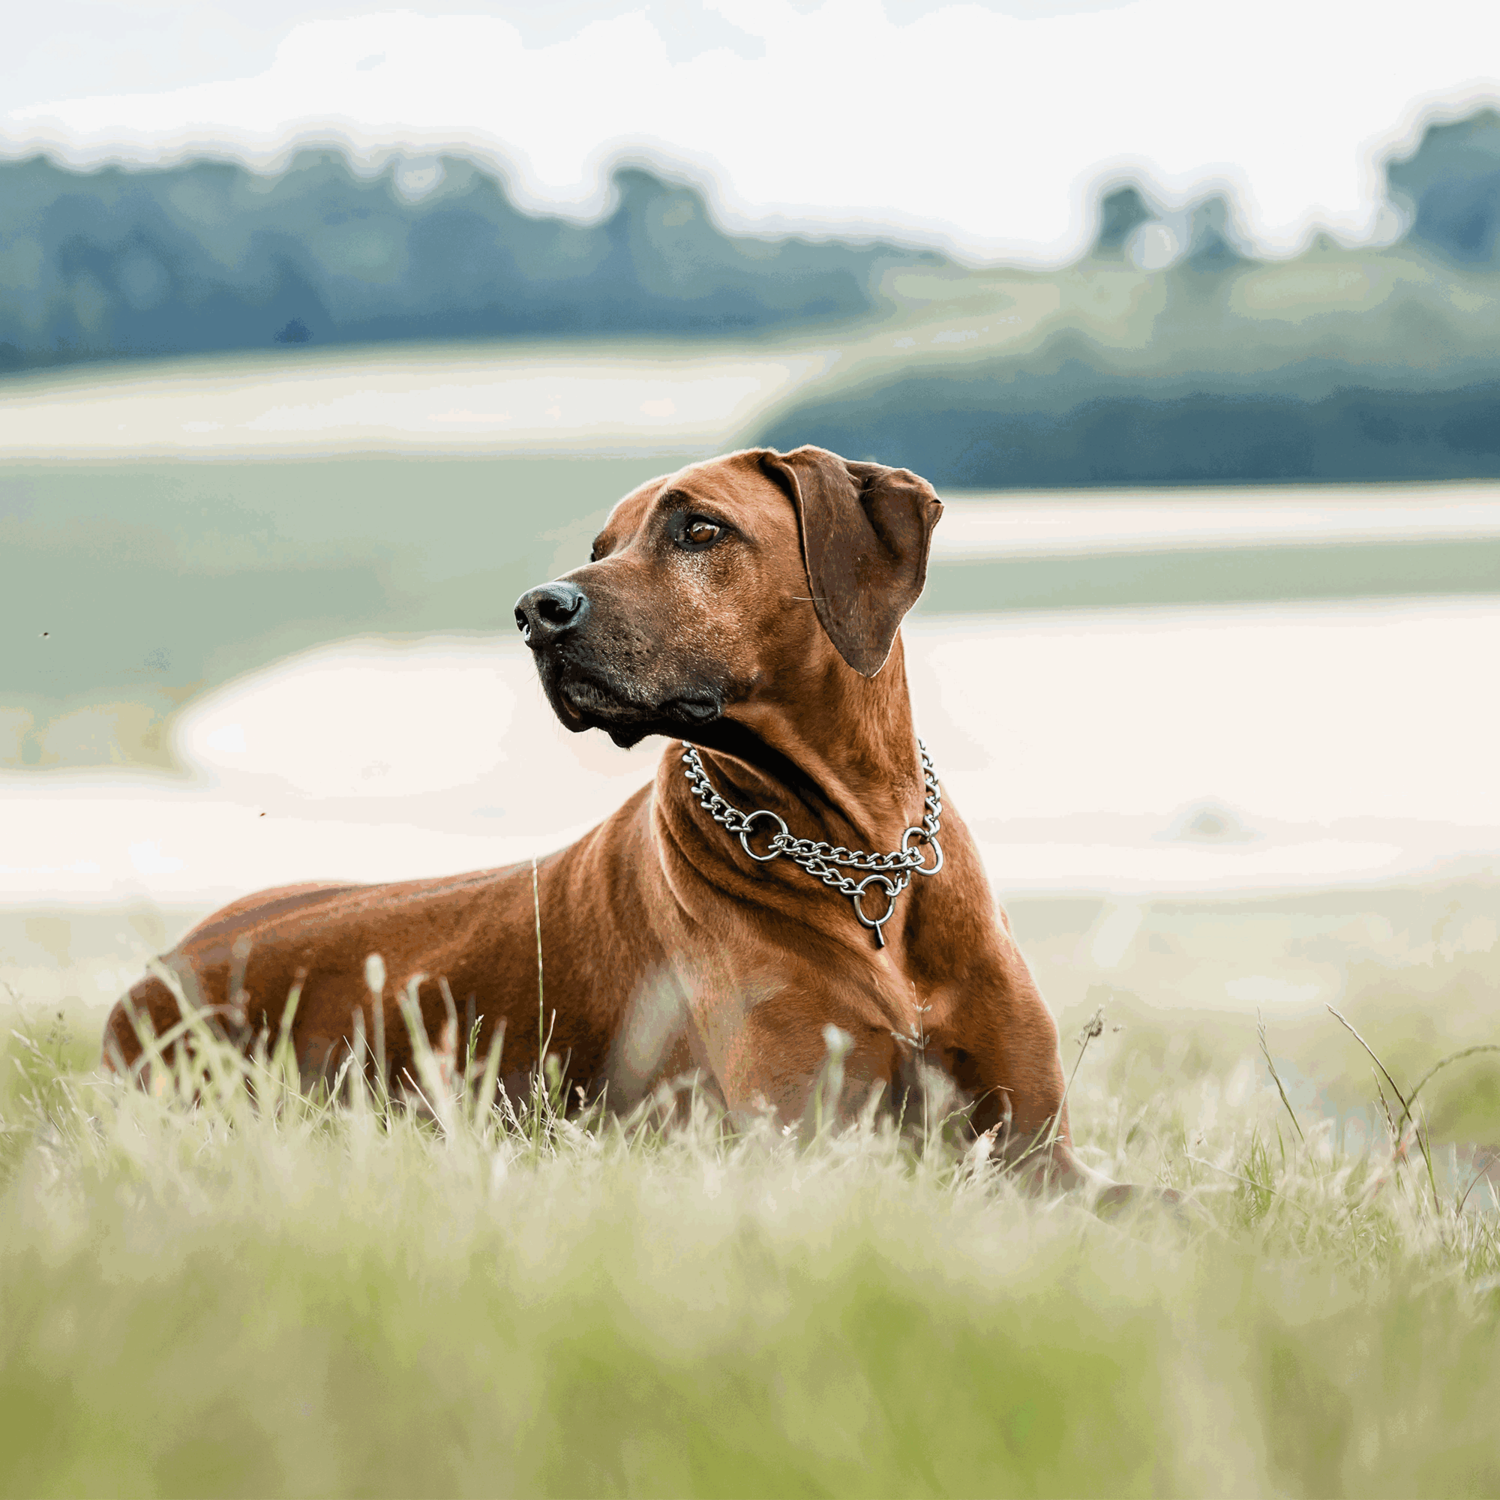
[514,446,943,749]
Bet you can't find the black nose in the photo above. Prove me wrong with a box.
[514,581,589,647]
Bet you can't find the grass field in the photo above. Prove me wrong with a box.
[2,923,1498,1499]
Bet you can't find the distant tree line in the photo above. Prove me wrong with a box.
[0,153,944,372]
[759,360,1500,487]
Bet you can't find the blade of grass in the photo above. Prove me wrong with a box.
[469,1019,506,1135]
[1457,1151,1497,1216]
[1016,1006,1105,1178]
[1327,1005,1440,1213]
[365,953,388,1117]
[1257,1008,1305,1145]
[1184,1153,1312,1220]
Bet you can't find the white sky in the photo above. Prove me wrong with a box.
[2,0,1496,265]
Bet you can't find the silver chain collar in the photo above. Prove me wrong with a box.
[680,740,944,948]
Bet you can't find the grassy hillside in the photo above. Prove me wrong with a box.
[755,229,1500,485]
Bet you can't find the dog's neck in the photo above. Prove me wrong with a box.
[665,633,925,860]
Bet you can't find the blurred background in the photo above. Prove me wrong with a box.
[1,0,1496,1148]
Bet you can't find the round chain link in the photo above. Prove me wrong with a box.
[680,740,944,947]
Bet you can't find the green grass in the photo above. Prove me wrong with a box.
[1,981,1497,1499]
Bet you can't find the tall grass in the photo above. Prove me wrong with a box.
[1,989,1497,1499]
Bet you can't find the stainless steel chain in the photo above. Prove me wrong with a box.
[680,740,944,948]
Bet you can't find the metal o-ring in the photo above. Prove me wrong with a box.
[901,827,944,875]
[852,873,898,930]
[738,809,789,862]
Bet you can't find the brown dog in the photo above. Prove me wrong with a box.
[104,446,1102,1187]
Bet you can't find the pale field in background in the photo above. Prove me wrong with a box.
[0,341,837,460]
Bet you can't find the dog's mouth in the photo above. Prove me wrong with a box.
[538,653,724,746]
[557,675,618,719]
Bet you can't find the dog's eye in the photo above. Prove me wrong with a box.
[679,517,723,550]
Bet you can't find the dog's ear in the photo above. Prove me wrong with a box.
[758,446,943,677]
